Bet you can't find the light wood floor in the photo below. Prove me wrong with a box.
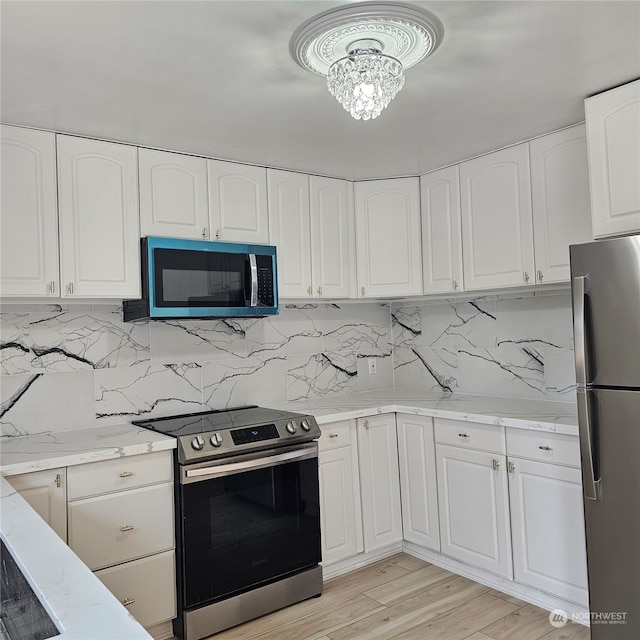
[209,554,590,640]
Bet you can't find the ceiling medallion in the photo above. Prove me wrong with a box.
[290,2,444,120]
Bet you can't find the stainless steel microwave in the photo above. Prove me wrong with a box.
[123,236,278,321]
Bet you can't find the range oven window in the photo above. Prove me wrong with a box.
[179,456,320,609]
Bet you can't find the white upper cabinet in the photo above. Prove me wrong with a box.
[207,160,269,244]
[460,143,535,291]
[355,178,422,298]
[1,125,60,297]
[138,148,209,239]
[420,165,464,294]
[309,176,356,299]
[585,80,640,238]
[267,169,312,298]
[57,136,141,298]
[529,125,593,284]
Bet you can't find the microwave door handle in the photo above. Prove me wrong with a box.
[249,254,258,307]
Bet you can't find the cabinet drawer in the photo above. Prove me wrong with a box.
[434,419,505,454]
[67,450,173,500]
[68,482,174,571]
[319,420,352,452]
[506,429,581,468]
[95,550,176,629]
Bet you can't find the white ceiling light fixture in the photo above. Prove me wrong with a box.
[290,2,444,121]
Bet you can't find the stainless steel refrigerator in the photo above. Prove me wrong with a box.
[570,234,640,639]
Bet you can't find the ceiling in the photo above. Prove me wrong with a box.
[1,1,639,181]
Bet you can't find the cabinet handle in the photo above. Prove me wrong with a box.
[215,229,221,240]
[328,433,338,439]
[363,420,369,430]
[492,459,500,470]
[508,461,516,473]
[317,286,322,296]
[453,280,459,290]
[122,598,136,607]
[361,286,365,296]
[537,270,544,282]
[202,227,208,239]
[523,272,530,283]
[307,286,312,296]
[54,473,62,488]
[67,283,74,295]
[119,471,134,478]
[458,432,469,438]
[538,444,553,451]
[120,524,135,532]
[48,281,56,294]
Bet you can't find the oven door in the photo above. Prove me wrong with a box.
[177,442,321,610]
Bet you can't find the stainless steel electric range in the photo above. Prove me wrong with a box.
[132,406,323,640]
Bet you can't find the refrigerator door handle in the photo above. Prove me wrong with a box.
[572,275,589,386]
[577,387,599,501]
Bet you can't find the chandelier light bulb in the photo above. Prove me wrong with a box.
[327,47,405,120]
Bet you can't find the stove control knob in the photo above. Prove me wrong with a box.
[286,421,298,434]
[210,433,223,448]
[191,435,205,451]
[301,419,311,432]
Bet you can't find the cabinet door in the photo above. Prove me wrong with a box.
[319,446,359,565]
[355,178,422,297]
[0,125,60,297]
[207,160,269,243]
[267,169,312,298]
[529,125,593,283]
[436,444,512,577]
[508,457,588,605]
[7,468,67,541]
[95,550,176,629]
[397,414,440,552]
[460,144,535,290]
[57,136,141,298]
[309,176,356,299]
[139,148,209,239]
[357,415,402,552]
[585,79,640,238]
[420,166,464,293]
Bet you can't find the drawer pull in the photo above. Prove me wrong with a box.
[538,445,553,451]
[119,471,134,478]
[122,597,136,607]
[120,524,135,532]
[458,432,469,438]
[328,433,339,439]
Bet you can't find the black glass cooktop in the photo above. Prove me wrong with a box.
[132,406,308,438]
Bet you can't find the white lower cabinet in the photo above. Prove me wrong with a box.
[67,451,176,633]
[396,414,440,551]
[434,419,512,578]
[318,420,362,566]
[357,415,403,552]
[95,550,176,629]
[506,429,589,606]
[6,468,67,541]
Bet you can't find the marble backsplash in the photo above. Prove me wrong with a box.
[0,292,577,437]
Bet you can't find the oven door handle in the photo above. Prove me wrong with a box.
[183,446,317,481]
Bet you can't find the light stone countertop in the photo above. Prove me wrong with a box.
[1,475,153,640]
[265,389,579,435]
[0,423,176,476]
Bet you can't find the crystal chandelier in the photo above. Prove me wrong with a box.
[290,2,443,122]
[327,41,405,120]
